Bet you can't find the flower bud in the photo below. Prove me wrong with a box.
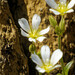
[55,17,65,36]
[49,15,57,27]
[59,17,65,35]
[29,44,36,53]
[55,25,60,35]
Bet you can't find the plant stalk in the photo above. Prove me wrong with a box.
[58,35,65,75]
[39,73,42,75]
[47,73,50,75]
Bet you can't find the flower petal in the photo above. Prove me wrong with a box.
[37,36,46,42]
[39,26,50,35]
[49,9,60,15]
[50,49,63,65]
[66,9,74,13]
[49,65,61,71]
[28,38,36,42]
[21,29,29,37]
[41,45,50,64]
[18,18,30,32]
[68,0,75,9]
[31,53,43,66]
[32,14,41,30]
[60,0,66,4]
[45,0,58,9]
[36,66,45,73]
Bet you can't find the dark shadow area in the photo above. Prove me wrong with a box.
[62,11,75,75]
[21,36,36,75]
[66,20,75,75]
[8,0,36,75]
[8,0,28,28]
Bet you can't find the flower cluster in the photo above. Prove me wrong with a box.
[18,0,74,74]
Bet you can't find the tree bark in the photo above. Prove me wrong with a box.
[0,0,29,75]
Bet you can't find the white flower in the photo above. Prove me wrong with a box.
[18,14,50,42]
[31,45,63,73]
[45,0,75,15]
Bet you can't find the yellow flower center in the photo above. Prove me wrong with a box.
[29,29,40,39]
[41,63,53,73]
[57,2,68,15]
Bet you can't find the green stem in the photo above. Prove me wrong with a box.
[39,73,42,75]
[58,35,65,75]
[58,35,61,49]
[47,72,50,75]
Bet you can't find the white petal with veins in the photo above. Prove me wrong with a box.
[18,18,30,32]
[28,38,36,42]
[31,54,43,66]
[39,26,50,35]
[50,49,63,65]
[41,45,50,64]
[66,9,74,13]
[21,29,29,37]
[32,14,41,30]
[60,0,66,4]
[68,0,75,9]
[37,36,46,42]
[36,66,46,73]
[49,65,61,71]
[49,9,60,15]
[45,0,58,9]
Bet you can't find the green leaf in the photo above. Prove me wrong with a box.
[64,61,73,75]
[49,15,57,27]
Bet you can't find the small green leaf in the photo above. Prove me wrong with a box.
[64,61,73,75]
[49,15,57,27]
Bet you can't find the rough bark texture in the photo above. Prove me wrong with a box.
[0,0,75,75]
[0,0,29,75]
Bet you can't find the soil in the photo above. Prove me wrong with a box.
[0,0,75,75]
